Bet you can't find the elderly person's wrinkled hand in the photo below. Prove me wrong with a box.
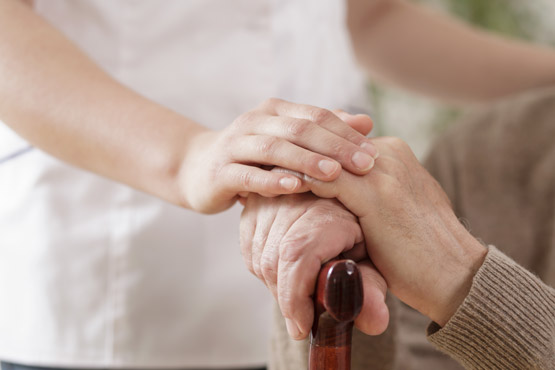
[305,137,488,327]
[240,192,390,339]
[240,136,489,340]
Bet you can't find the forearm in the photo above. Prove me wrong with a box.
[0,0,204,207]
[348,0,555,104]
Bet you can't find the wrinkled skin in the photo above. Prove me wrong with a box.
[240,137,487,339]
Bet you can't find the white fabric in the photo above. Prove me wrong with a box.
[0,0,366,368]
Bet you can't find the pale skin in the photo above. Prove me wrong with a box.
[2,0,555,215]
[0,0,378,214]
[347,0,555,103]
[240,193,390,337]
[240,0,555,339]
[1,0,551,337]
[240,137,488,339]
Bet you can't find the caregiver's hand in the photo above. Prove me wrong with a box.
[179,99,378,213]
[0,2,378,215]
[240,192,389,340]
[305,137,488,326]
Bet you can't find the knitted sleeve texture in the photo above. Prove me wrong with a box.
[427,246,555,369]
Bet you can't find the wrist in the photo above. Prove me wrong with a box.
[100,106,208,209]
[427,233,488,326]
[173,128,216,209]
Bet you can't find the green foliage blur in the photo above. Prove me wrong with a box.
[439,0,533,40]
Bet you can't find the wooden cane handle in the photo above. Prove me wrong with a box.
[309,259,363,370]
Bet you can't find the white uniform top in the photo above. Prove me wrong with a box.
[0,0,366,368]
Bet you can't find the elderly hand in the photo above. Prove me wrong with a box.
[179,98,378,213]
[305,137,488,326]
[240,192,389,339]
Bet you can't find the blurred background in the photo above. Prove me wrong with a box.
[369,0,555,159]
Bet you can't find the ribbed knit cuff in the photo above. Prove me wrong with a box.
[427,246,555,370]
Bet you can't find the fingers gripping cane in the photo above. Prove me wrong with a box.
[309,260,363,370]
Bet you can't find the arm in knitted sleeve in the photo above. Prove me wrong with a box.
[421,88,555,369]
[427,246,555,369]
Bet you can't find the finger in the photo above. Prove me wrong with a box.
[219,163,302,197]
[277,208,364,339]
[258,237,281,300]
[354,260,389,335]
[265,99,374,149]
[256,115,377,176]
[315,114,378,158]
[277,256,319,340]
[257,99,379,172]
[333,110,374,137]
[259,202,305,299]
[301,167,384,217]
[230,135,343,181]
[250,199,279,280]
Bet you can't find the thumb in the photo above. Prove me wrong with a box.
[354,259,390,335]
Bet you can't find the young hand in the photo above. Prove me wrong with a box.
[178,98,378,213]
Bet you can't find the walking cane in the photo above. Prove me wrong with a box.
[309,259,363,370]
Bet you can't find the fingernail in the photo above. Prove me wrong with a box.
[352,151,374,172]
[285,318,301,339]
[361,141,379,159]
[318,159,339,177]
[279,177,299,191]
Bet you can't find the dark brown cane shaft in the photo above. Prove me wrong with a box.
[309,260,363,370]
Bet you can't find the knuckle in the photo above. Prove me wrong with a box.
[341,130,362,145]
[314,201,354,223]
[310,108,334,124]
[305,177,339,199]
[251,248,265,279]
[280,235,311,263]
[252,261,263,280]
[383,136,409,151]
[233,110,257,129]
[260,254,278,283]
[382,136,403,145]
[301,153,325,175]
[241,110,258,122]
[286,118,312,138]
[260,97,281,110]
[258,136,281,158]
[327,139,352,161]
[306,208,336,228]
[238,171,254,189]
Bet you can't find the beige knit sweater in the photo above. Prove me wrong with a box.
[269,86,555,370]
